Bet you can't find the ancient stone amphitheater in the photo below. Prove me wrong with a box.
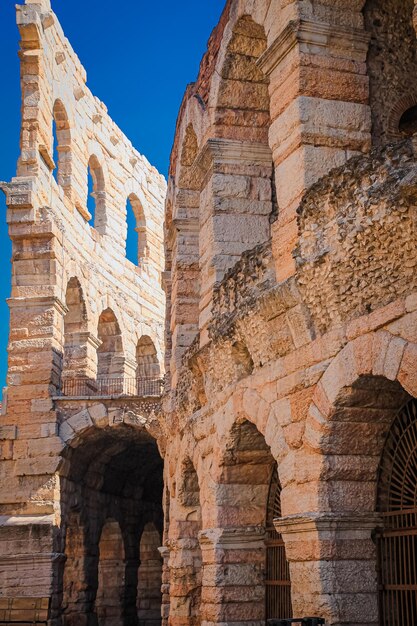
[0,1,416,625]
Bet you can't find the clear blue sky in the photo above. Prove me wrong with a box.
[0,0,225,391]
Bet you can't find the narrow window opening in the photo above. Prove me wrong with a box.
[126,197,138,265]
[87,165,95,225]
[52,120,59,183]
[126,193,147,265]
[87,155,105,231]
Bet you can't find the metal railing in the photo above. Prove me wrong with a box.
[59,376,164,398]
[267,617,325,626]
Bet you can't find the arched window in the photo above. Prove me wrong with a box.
[52,100,71,193]
[97,308,124,385]
[126,193,147,265]
[87,155,106,232]
[62,278,88,387]
[136,335,160,378]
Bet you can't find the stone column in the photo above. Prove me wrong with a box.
[61,331,101,382]
[258,18,371,282]
[275,512,382,626]
[165,535,202,626]
[190,139,273,346]
[158,546,170,626]
[199,526,266,626]
[169,194,200,388]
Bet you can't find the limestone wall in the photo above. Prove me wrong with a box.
[0,0,166,607]
[162,1,417,625]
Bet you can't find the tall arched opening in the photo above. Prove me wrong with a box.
[126,194,148,265]
[137,522,163,626]
[59,425,164,626]
[376,397,417,626]
[97,308,124,392]
[52,99,72,195]
[136,336,161,395]
[87,155,106,231]
[212,420,292,624]
[62,277,89,387]
[96,519,125,626]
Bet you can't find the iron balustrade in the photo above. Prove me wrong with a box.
[59,376,164,398]
[267,617,325,626]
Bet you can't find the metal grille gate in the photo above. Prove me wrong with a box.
[377,399,417,626]
[265,466,292,621]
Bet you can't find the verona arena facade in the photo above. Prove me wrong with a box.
[1,1,417,626]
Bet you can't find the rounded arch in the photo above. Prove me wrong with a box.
[58,423,164,625]
[87,154,107,231]
[52,99,72,195]
[62,277,89,383]
[136,335,160,379]
[137,521,163,625]
[180,123,198,168]
[304,331,417,513]
[96,518,125,626]
[212,417,293,622]
[387,91,417,138]
[123,179,149,225]
[97,307,124,380]
[210,14,270,142]
[306,332,417,440]
[126,192,148,264]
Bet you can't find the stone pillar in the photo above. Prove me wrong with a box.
[258,18,371,282]
[62,331,101,381]
[158,546,170,626]
[199,526,266,626]
[169,188,200,388]
[190,139,273,345]
[275,512,382,626]
[165,535,202,626]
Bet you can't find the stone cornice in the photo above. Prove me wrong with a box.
[187,139,273,191]
[0,552,64,566]
[0,513,54,526]
[199,525,266,549]
[274,512,383,535]
[258,19,370,76]
[64,331,101,349]
[7,295,68,316]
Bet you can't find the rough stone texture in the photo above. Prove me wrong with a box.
[162,1,417,625]
[364,0,417,144]
[1,1,417,626]
[0,1,165,624]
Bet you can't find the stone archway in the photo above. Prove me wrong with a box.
[286,333,417,625]
[58,424,164,626]
[376,397,417,626]
[137,522,163,626]
[200,419,292,625]
[96,519,125,626]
